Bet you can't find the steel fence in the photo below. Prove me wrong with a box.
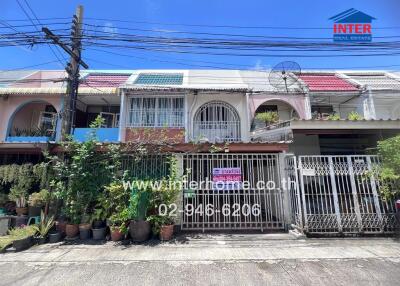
[295,155,396,234]
[181,153,285,231]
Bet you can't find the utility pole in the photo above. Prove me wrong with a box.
[43,5,88,141]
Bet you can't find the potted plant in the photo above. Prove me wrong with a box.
[78,214,91,240]
[147,215,175,241]
[32,211,55,244]
[108,210,129,242]
[147,158,183,241]
[8,185,28,216]
[48,230,62,243]
[63,204,81,239]
[91,208,107,240]
[255,111,279,128]
[9,225,37,251]
[28,189,49,217]
[128,184,152,242]
[100,181,131,242]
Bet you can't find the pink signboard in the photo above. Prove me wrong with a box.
[212,168,242,190]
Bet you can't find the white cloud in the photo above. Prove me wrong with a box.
[252,59,270,71]
[103,22,118,35]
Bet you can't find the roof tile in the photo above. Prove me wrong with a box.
[298,74,359,92]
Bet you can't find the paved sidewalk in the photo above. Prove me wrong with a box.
[0,234,399,285]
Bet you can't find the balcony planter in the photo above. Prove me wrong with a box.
[6,136,50,143]
[129,220,151,242]
[13,236,33,252]
[48,231,62,243]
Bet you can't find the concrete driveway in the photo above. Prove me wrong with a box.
[0,234,399,285]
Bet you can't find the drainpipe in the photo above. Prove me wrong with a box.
[188,90,198,141]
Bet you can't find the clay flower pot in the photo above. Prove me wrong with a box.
[110,227,124,242]
[159,224,174,241]
[15,207,28,216]
[65,224,79,238]
[56,221,67,235]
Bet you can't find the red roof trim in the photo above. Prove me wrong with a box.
[299,74,359,92]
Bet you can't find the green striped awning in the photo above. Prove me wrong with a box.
[134,73,183,85]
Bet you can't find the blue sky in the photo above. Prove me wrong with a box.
[0,0,399,71]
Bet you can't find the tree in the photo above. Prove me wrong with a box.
[376,135,400,199]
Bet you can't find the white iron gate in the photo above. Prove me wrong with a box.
[181,153,285,231]
[296,155,396,234]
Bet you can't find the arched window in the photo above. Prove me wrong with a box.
[193,101,240,142]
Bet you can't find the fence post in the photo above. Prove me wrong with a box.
[292,156,303,230]
[298,157,309,232]
[328,156,343,233]
[279,153,291,230]
[366,156,383,229]
[174,153,184,228]
[347,156,363,232]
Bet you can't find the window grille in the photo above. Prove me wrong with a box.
[193,101,241,142]
[128,97,184,127]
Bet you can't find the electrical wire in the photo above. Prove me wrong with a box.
[15,0,66,67]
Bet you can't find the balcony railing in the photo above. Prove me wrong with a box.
[73,128,119,143]
[193,121,241,142]
[251,120,293,142]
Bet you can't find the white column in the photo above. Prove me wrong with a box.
[304,94,312,119]
[119,89,126,142]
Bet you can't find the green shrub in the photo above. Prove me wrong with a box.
[347,111,363,120]
[327,113,340,120]
[255,111,279,126]
[28,189,50,207]
[32,211,55,238]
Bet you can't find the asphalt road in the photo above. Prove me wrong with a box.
[0,234,399,285]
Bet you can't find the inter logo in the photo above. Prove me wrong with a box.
[329,8,376,42]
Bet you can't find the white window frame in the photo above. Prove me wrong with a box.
[127,96,184,128]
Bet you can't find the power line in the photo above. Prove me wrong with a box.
[83,23,400,41]
[0,60,62,73]
[22,0,68,63]
[15,0,66,67]
[85,48,400,71]
[84,17,400,30]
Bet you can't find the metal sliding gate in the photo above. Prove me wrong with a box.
[292,155,396,234]
[181,154,285,231]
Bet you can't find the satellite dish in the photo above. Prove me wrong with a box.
[269,61,301,92]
